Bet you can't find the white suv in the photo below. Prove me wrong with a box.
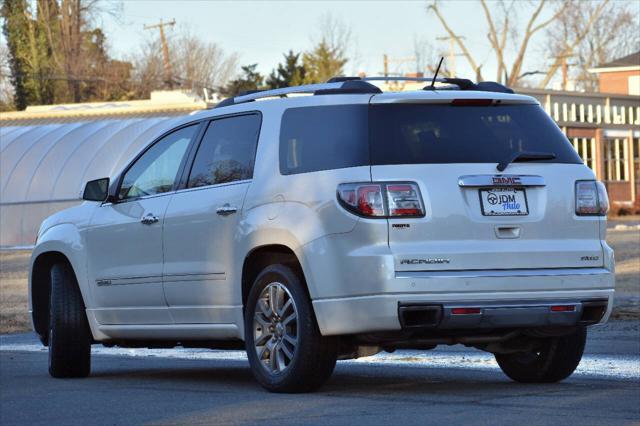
[29,77,615,392]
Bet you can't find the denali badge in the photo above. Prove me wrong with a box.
[392,224,410,229]
[581,256,600,261]
[96,279,112,286]
[400,258,451,265]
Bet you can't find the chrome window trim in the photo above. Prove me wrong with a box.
[100,190,175,207]
[175,179,252,195]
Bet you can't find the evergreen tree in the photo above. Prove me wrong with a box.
[2,0,31,109]
[302,40,348,84]
[265,50,305,89]
[220,64,264,97]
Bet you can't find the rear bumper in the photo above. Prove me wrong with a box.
[397,299,608,330]
[312,268,615,336]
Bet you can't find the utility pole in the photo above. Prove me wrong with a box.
[382,54,417,78]
[436,35,464,77]
[554,53,574,91]
[144,18,176,89]
[383,54,388,83]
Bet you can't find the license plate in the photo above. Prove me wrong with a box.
[479,188,529,216]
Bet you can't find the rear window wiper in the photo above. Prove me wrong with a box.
[497,151,557,172]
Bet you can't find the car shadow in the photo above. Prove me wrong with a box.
[87,356,595,397]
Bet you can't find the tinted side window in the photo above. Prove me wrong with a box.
[188,114,261,188]
[119,125,197,200]
[279,105,369,175]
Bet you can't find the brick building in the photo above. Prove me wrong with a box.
[518,86,638,207]
[589,51,640,96]
[525,50,640,207]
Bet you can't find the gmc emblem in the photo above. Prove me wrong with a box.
[492,176,521,186]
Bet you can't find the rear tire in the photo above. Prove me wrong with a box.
[244,264,338,393]
[495,327,586,383]
[48,262,91,378]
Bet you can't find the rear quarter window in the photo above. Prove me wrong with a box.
[369,104,582,165]
[279,105,369,175]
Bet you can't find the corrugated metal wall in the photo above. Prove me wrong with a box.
[0,117,183,248]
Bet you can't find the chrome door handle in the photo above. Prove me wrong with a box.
[140,213,159,225]
[216,204,238,216]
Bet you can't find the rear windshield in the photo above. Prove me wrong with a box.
[369,104,582,165]
[278,103,581,175]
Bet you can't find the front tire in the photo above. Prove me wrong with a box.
[495,327,586,383]
[48,262,91,378]
[244,264,338,393]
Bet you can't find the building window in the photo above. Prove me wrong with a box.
[571,137,596,171]
[603,138,629,181]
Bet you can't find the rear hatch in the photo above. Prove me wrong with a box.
[368,94,604,272]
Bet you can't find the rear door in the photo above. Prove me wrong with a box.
[162,114,261,324]
[368,98,604,272]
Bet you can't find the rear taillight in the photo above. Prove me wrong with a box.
[337,183,385,217]
[337,182,425,218]
[386,184,424,216]
[575,180,609,216]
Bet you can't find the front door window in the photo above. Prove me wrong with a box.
[119,125,197,200]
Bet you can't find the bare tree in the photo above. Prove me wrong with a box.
[413,35,437,74]
[34,0,121,102]
[130,37,164,97]
[317,13,352,64]
[172,29,238,92]
[428,0,609,88]
[429,1,491,81]
[544,0,639,91]
[38,0,90,102]
[537,0,610,89]
[131,27,238,97]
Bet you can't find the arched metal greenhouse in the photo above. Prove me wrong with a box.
[0,116,188,248]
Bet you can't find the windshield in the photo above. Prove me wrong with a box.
[369,104,582,165]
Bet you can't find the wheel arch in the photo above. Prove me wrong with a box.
[30,251,82,344]
[241,244,309,310]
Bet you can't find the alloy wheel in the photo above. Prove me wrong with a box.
[253,282,298,374]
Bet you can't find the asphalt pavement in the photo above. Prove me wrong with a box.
[1,321,639,426]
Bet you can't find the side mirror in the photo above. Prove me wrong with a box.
[82,178,110,202]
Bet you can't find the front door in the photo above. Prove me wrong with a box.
[163,114,261,324]
[86,124,198,325]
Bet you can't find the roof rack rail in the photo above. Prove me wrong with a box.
[362,76,449,83]
[360,76,513,93]
[214,80,381,109]
[214,76,513,108]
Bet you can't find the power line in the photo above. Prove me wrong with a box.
[383,54,416,81]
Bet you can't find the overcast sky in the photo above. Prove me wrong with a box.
[100,0,568,83]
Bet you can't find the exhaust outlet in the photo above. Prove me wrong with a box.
[398,304,443,329]
[579,300,608,325]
